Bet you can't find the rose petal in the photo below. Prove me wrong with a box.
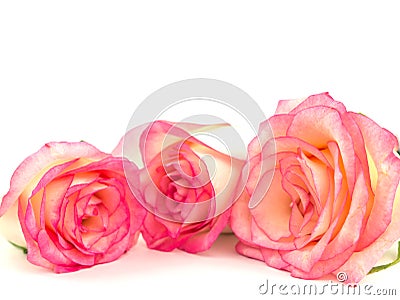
[236,241,265,262]
[251,171,292,241]
[275,98,306,114]
[336,158,400,283]
[0,142,107,216]
[179,209,231,253]
[350,112,400,250]
[37,230,74,266]
[287,106,356,192]
[276,92,346,115]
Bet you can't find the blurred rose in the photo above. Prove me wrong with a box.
[231,93,400,283]
[114,121,245,252]
[0,142,145,273]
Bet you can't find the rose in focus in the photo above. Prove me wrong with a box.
[114,121,245,253]
[0,142,145,273]
[231,93,400,283]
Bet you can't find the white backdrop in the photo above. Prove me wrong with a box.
[1,1,399,299]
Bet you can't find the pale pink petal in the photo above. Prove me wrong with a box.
[251,171,292,241]
[260,248,291,270]
[0,142,107,216]
[275,137,332,167]
[230,191,254,243]
[97,232,132,264]
[24,199,40,240]
[290,245,355,280]
[262,114,293,138]
[139,121,230,165]
[236,241,265,262]
[89,230,120,253]
[287,106,356,192]
[275,98,306,114]
[250,218,295,250]
[276,92,346,115]
[320,161,369,263]
[350,112,400,250]
[119,121,229,167]
[141,213,179,251]
[126,191,147,238]
[280,216,337,273]
[59,247,95,266]
[189,142,244,219]
[16,199,53,269]
[281,161,368,279]
[179,208,231,253]
[336,157,400,283]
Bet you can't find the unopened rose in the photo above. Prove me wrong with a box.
[114,121,245,252]
[231,93,400,283]
[0,142,145,273]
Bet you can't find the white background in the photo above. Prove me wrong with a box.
[1,1,400,299]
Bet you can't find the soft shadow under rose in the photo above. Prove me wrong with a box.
[231,93,400,283]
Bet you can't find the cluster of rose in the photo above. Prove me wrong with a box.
[1,93,399,283]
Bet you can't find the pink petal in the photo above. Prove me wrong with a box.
[287,106,356,193]
[37,230,74,266]
[179,208,231,253]
[43,176,74,230]
[230,191,254,244]
[350,112,400,250]
[275,92,347,115]
[58,247,95,266]
[320,160,369,261]
[251,171,292,241]
[261,247,291,270]
[336,159,400,282]
[141,214,179,251]
[232,177,296,250]
[97,232,131,264]
[275,98,306,114]
[0,142,108,216]
[236,241,265,262]
[290,245,356,280]
[24,194,42,240]
[138,121,230,166]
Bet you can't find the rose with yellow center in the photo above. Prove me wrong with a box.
[231,93,400,283]
[0,142,145,273]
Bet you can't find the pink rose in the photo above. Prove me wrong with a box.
[231,93,400,283]
[114,121,245,253]
[0,142,145,273]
